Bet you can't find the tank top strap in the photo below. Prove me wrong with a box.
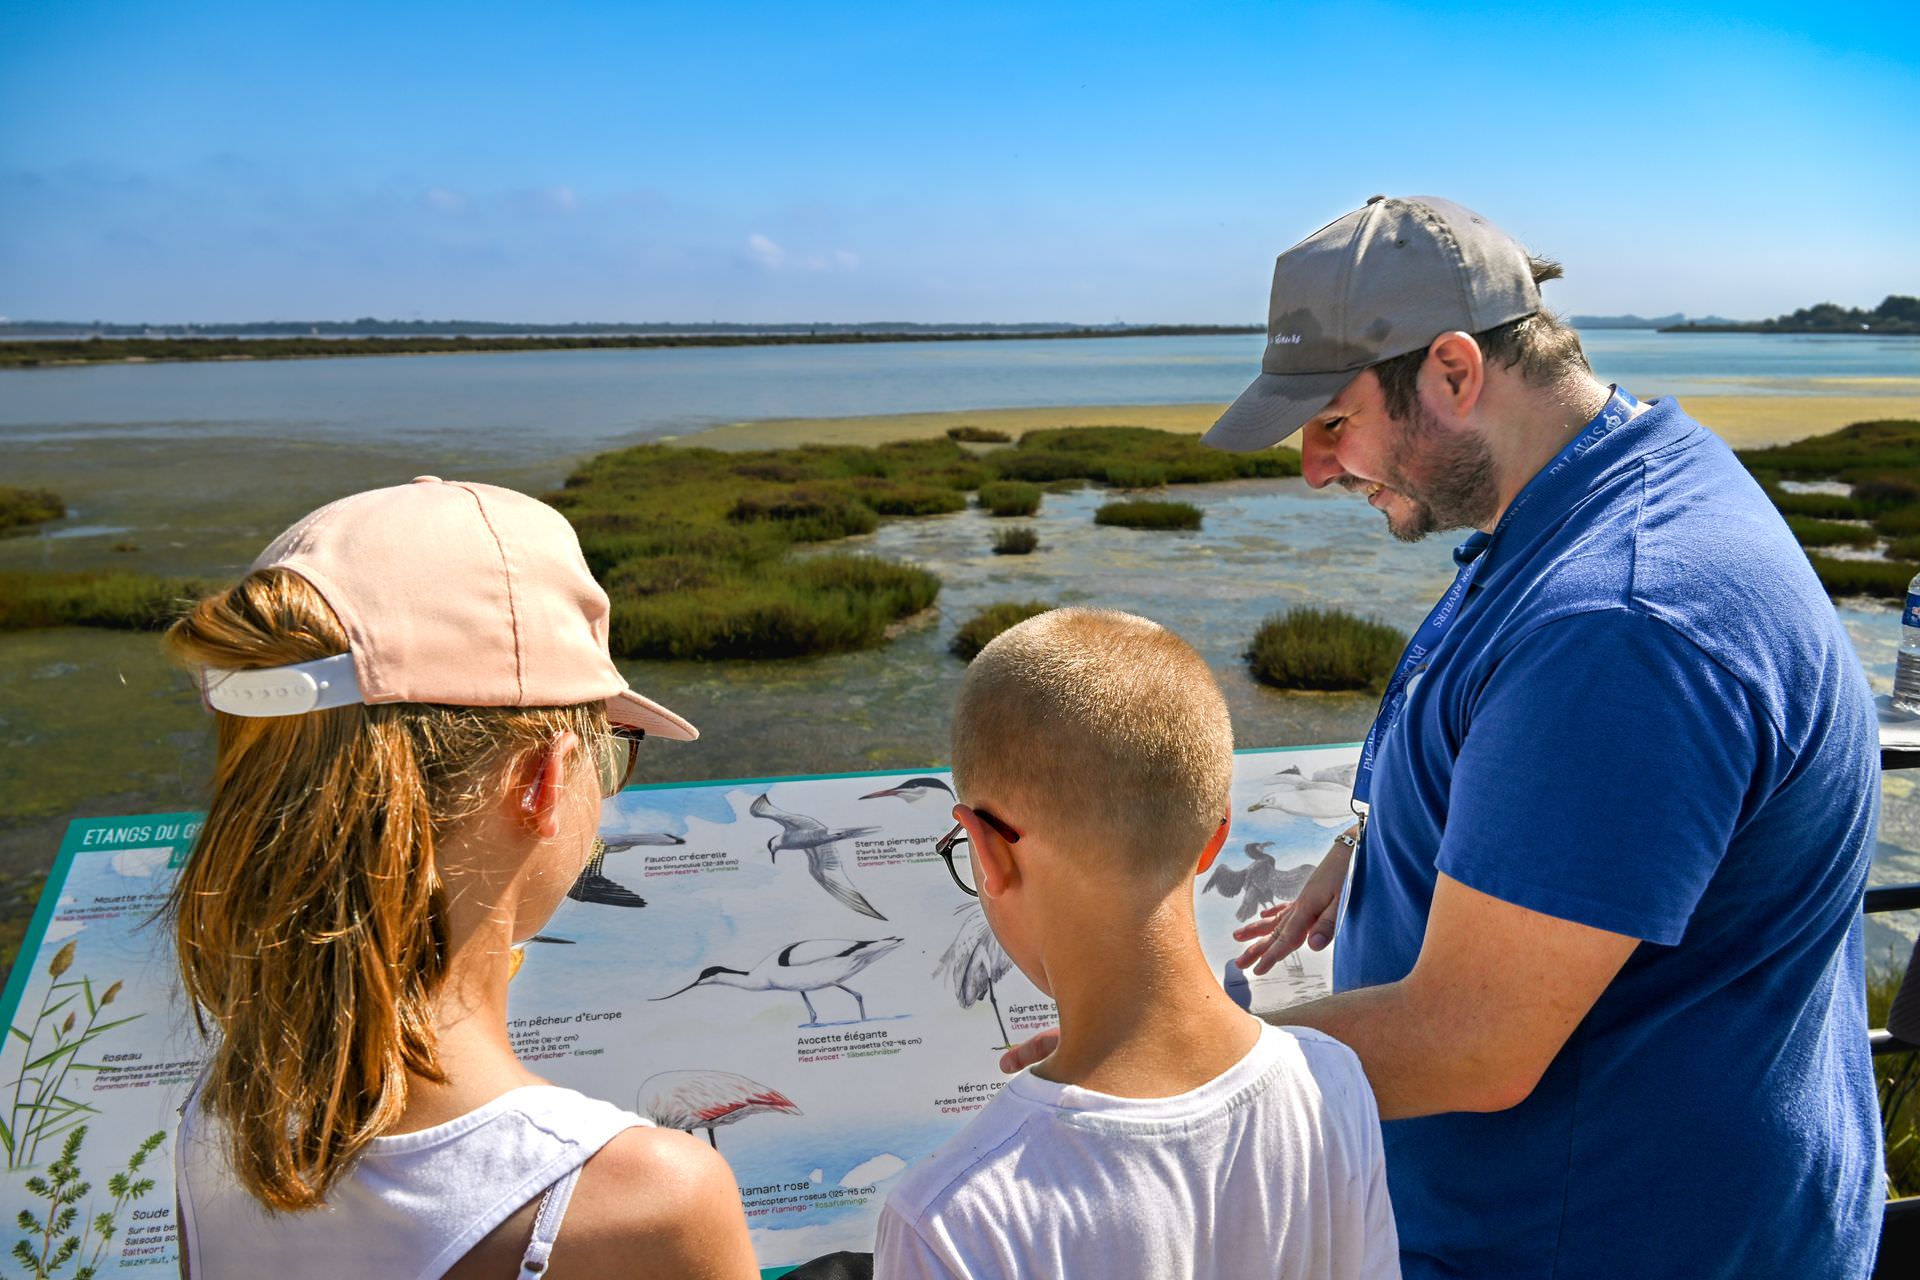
[515,1162,584,1278]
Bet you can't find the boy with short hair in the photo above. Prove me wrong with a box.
[873,607,1398,1279]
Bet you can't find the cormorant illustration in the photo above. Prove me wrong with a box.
[749,793,887,919]
[651,936,906,1026]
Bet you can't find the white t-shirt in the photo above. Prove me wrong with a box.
[874,1024,1398,1279]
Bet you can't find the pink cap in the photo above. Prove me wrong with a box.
[251,476,696,740]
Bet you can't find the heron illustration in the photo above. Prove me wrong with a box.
[1246,765,1355,826]
[567,833,683,909]
[936,902,1015,1049]
[859,776,955,807]
[637,1070,802,1150]
[652,936,905,1027]
[749,793,887,919]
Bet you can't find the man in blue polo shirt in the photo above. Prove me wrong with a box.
[1214,196,1883,1276]
[1005,197,1883,1276]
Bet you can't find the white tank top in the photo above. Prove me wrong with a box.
[176,1083,653,1280]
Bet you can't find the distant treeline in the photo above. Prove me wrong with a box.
[0,318,1252,339]
[1662,295,1920,335]
[0,326,1263,368]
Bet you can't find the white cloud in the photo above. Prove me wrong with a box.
[423,187,467,213]
[548,186,578,212]
[746,233,787,269]
[809,1167,824,1184]
[840,1152,906,1188]
[41,918,85,946]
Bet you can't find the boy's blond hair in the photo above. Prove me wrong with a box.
[951,608,1232,888]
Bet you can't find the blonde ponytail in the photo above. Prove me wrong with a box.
[166,569,601,1210]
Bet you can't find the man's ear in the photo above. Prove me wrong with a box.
[955,803,1019,898]
[1423,331,1485,419]
[1196,816,1230,876]
[512,732,579,839]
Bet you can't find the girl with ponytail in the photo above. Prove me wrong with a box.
[167,478,757,1279]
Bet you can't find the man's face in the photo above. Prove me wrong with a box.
[1296,368,1499,543]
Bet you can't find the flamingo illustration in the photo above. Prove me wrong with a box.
[637,1070,802,1150]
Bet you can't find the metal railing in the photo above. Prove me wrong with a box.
[1871,737,1918,1279]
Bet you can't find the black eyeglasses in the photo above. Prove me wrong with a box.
[592,727,646,798]
[932,809,1021,897]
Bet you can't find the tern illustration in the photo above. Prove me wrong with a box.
[637,1070,801,1150]
[750,793,887,919]
[936,902,1015,1048]
[1246,766,1355,826]
[652,936,906,1026]
[859,777,955,806]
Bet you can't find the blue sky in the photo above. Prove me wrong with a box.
[2,1,1914,323]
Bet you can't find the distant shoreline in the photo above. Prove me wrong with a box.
[0,326,1263,369]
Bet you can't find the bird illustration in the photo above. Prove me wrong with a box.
[637,1070,802,1150]
[859,777,955,806]
[1203,842,1316,921]
[566,833,683,909]
[651,936,906,1027]
[1246,766,1355,826]
[749,793,887,919]
[936,902,1015,1048]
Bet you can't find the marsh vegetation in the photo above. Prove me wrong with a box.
[1737,419,1920,600]
[1095,500,1204,530]
[1247,607,1407,693]
[991,527,1040,556]
[951,602,1054,661]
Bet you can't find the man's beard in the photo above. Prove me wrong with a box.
[1376,400,1500,543]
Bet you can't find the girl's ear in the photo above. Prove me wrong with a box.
[513,732,579,839]
[1195,816,1230,876]
[955,803,1019,898]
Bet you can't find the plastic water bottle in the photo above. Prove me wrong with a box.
[1896,571,1920,715]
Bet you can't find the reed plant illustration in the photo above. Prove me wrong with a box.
[12,1124,167,1279]
[5,943,142,1169]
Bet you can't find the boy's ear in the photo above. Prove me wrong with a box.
[955,803,1019,898]
[1195,816,1230,876]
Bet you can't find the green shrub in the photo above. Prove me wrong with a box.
[951,601,1053,661]
[1246,607,1406,693]
[847,480,968,517]
[1877,505,1920,538]
[1889,534,1920,562]
[1095,500,1203,530]
[1782,515,1879,548]
[0,572,214,631]
[1102,463,1169,489]
[1805,554,1920,601]
[991,527,1039,555]
[0,486,65,536]
[977,482,1041,517]
[1768,490,1870,520]
[946,425,1011,443]
[727,491,879,541]
[1852,476,1920,508]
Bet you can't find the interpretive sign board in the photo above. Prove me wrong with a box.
[0,745,1356,1277]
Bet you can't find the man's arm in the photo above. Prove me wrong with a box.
[1273,871,1637,1119]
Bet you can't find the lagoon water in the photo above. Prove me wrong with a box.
[2,330,1919,958]
[5,331,1920,459]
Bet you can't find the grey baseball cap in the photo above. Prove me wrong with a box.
[1204,196,1542,453]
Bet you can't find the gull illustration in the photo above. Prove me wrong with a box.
[1246,766,1355,827]
[750,793,887,919]
[637,1070,801,1150]
[859,776,955,806]
[567,833,684,909]
[652,936,906,1027]
[936,903,1015,1048]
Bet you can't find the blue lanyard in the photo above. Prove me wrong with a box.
[1350,386,1640,811]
